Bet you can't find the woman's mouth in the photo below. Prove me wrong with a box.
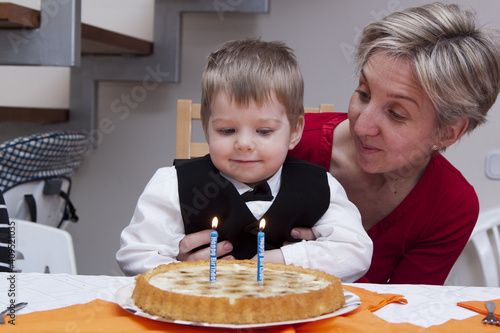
[357,140,381,154]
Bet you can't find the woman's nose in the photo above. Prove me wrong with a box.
[353,104,381,137]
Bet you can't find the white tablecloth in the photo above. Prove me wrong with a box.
[1,272,500,328]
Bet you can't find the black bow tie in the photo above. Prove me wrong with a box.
[241,181,274,202]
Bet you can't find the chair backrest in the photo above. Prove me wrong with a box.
[3,177,76,229]
[445,206,500,287]
[13,219,77,274]
[175,99,335,159]
[469,207,500,286]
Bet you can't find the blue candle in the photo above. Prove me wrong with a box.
[257,219,266,283]
[209,217,218,282]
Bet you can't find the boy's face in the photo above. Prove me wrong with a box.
[205,92,303,187]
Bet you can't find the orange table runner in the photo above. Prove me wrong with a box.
[2,285,495,332]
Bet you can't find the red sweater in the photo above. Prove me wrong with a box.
[290,112,479,285]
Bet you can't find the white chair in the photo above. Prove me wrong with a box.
[445,206,500,286]
[13,219,77,274]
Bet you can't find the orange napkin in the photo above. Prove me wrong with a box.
[342,284,408,312]
[458,299,500,316]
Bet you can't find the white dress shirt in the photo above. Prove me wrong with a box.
[116,166,373,282]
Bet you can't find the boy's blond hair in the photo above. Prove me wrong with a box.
[201,38,304,131]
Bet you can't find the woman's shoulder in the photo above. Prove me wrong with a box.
[427,154,475,190]
[415,153,479,214]
[407,154,480,241]
[382,153,479,239]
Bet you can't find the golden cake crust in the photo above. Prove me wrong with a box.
[132,260,345,325]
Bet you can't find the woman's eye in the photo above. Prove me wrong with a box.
[389,110,406,121]
[355,89,370,102]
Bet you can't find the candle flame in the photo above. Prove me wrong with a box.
[259,218,266,229]
[212,217,218,229]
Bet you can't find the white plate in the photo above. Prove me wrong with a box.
[115,283,361,329]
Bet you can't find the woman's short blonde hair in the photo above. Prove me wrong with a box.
[356,2,500,135]
[201,38,304,131]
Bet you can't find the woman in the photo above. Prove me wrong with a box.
[176,3,500,285]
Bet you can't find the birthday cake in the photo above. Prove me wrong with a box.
[132,259,345,325]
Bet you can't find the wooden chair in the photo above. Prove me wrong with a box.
[175,99,334,159]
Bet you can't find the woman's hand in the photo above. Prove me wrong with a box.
[177,229,234,261]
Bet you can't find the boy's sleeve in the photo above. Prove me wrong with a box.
[116,167,185,276]
[280,173,373,282]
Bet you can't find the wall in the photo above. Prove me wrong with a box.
[1,0,499,276]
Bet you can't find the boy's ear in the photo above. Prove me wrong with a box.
[437,118,469,149]
[288,115,305,150]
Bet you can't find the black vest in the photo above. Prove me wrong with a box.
[175,155,330,259]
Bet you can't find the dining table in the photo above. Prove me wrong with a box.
[1,272,500,332]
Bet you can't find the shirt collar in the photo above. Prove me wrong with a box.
[220,166,282,198]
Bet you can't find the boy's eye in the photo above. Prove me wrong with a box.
[218,129,235,135]
[257,129,273,135]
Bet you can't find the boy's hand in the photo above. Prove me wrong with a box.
[177,229,234,261]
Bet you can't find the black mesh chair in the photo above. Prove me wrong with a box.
[0,131,90,229]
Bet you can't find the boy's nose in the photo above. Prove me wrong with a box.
[235,134,255,152]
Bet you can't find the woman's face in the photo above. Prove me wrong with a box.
[348,51,439,177]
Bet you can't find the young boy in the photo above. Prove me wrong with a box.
[116,39,372,282]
